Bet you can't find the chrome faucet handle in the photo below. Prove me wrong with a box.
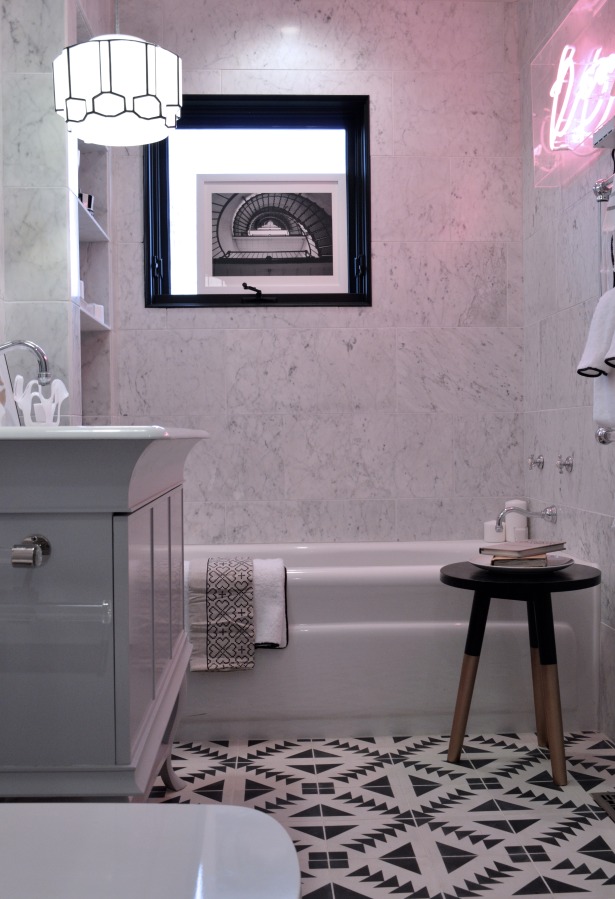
[555,455,573,474]
[528,454,544,470]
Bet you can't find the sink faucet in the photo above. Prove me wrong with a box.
[0,340,51,385]
[495,504,557,533]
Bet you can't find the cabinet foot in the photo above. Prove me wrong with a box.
[159,752,186,792]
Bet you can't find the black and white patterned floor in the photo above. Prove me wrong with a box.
[149,732,615,898]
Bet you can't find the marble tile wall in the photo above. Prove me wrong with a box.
[517,0,615,737]
[0,0,111,418]
[107,0,524,544]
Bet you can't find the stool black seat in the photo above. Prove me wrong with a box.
[440,561,601,786]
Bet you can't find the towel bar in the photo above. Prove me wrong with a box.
[595,427,615,444]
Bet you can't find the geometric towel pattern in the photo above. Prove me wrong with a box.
[149,731,615,898]
[188,556,254,671]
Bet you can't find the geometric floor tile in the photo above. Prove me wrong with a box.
[149,731,615,898]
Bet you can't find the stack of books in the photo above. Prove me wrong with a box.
[478,539,567,568]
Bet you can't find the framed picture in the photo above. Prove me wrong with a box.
[0,356,20,426]
[196,174,348,296]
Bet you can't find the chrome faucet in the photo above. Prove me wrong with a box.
[0,340,51,385]
[495,504,557,533]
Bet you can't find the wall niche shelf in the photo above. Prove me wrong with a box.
[78,202,108,243]
[79,305,110,332]
[77,141,111,333]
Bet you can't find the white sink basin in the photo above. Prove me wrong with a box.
[0,425,208,512]
[0,425,206,440]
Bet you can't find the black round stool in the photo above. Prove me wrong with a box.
[440,561,601,786]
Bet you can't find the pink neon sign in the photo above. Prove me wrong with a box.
[531,0,615,186]
[549,44,615,150]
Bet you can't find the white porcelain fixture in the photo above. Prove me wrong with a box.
[0,803,300,899]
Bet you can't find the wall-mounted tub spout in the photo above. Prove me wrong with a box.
[495,504,557,533]
[0,340,51,385]
[596,427,615,444]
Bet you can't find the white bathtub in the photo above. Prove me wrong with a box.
[178,540,600,741]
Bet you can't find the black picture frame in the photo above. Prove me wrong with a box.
[143,94,371,307]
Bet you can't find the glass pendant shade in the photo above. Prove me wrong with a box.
[53,34,182,146]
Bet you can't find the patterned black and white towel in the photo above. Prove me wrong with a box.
[188,557,255,671]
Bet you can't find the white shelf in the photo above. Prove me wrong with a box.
[80,305,110,332]
[78,202,108,242]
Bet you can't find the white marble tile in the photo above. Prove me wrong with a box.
[397,327,523,414]
[393,413,454,497]
[184,501,227,544]
[182,70,222,95]
[225,499,397,543]
[372,241,508,328]
[164,301,374,333]
[2,74,67,189]
[116,329,226,419]
[111,150,143,243]
[371,156,451,243]
[453,412,525,497]
[393,70,520,158]
[114,242,167,331]
[395,496,510,541]
[538,302,594,411]
[225,330,320,415]
[113,0,163,45]
[450,156,523,242]
[81,330,111,418]
[183,414,286,503]
[555,190,602,308]
[4,187,70,303]
[523,327,541,412]
[165,0,518,74]
[315,329,396,412]
[2,0,64,72]
[283,412,397,500]
[523,223,559,325]
[164,0,387,72]
[507,240,523,327]
[221,70,393,156]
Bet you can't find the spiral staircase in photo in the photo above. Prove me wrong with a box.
[211,192,334,275]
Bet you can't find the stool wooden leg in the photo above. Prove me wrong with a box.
[532,595,567,786]
[542,664,566,786]
[447,593,490,765]
[448,654,481,763]
[530,648,548,747]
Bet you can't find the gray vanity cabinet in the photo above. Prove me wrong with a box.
[0,426,205,798]
[113,486,189,780]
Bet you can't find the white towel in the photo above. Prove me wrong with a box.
[577,287,615,377]
[593,375,615,427]
[254,558,288,648]
[184,557,288,667]
[605,326,615,369]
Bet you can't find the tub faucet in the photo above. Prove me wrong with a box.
[495,504,557,533]
[0,340,51,385]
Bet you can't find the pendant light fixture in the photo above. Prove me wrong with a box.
[52,1,182,147]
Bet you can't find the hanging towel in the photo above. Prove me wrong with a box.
[605,324,615,369]
[253,558,288,648]
[577,287,615,376]
[187,556,288,670]
[188,557,255,672]
[593,375,615,427]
